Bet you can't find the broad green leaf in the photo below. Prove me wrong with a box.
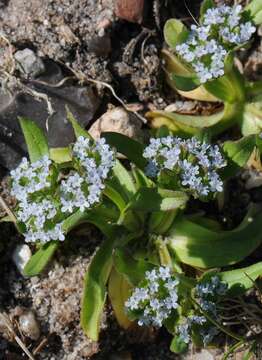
[146,102,240,137]
[23,241,59,277]
[223,135,256,177]
[112,160,136,201]
[131,167,154,189]
[200,0,215,21]
[221,262,262,294]
[204,67,245,103]
[81,236,114,341]
[201,262,262,296]
[108,267,133,329]
[113,248,154,285]
[125,187,189,212]
[172,74,199,91]
[102,132,147,170]
[66,107,91,139]
[104,184,126,211]
[168,208,262,268]
[149,210,178,234]
[19,117,49,162]
[49,147,72,163]
[170,336,188,353]
[164,19,188,49]
[242,101,262,136]
[162,49,218,102]
[246,0,262,24]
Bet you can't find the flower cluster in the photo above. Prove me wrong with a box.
[178,276,228,346]
[10,156,65,243]
[176,5,256,83]
[143,136,226,198]
[60,136,115,213]
[10,137,115,243]
[125,267,179,327]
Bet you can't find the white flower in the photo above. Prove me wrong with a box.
[125,267,180,328]
[143,136,226,198]
[10,156,51,202]
[175,4,256,83]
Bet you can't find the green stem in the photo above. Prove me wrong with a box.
[222,340,245,360]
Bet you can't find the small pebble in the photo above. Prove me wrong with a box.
[12,244,32,276]
[19,310,40,340]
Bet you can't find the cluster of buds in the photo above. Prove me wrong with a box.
[176,5,256,83]
[125,267,180,327]
[143,136,226,198]
[10,137,115,243]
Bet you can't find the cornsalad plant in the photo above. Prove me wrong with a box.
[147,0,262,138]
[2,1,262,357]
[4,109,262,356]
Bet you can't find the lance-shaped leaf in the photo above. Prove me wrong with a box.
[102,132,146,170]
[246,0,262,25]
[162,49,218,102]
[146,102,240,137]
[81,236,115,341]
[108,267,133,329]
[23,241,59,277]
[125,187,189,213]
[222,135,256,178]
[66,107,91,139]
[168,207,262,268]
[172,74,200,92]
[241,101,262,136]
[201,262,262,296]
[113,248,154,286]
[19,117,49,162]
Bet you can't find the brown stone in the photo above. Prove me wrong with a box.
[115,0,144,23]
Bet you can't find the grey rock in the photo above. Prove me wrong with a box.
[0,61,100,170]
[14,48,45,78]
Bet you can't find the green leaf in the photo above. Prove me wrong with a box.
[220,262,262,295]
[108,267,133,329]
[204,67,245,103]
[104,184,127,211]
[201,262,262,296]
[19,117,49,162]
[23,241,59,277]
[164,19,188,49]
[168,207,262,268]
[131,167,154,189]
[172,74,200,91]
[245,0,262,24]
[113,248,154,286]
[112,160,137,201]
[162,49,219,102]
[102,132,147,170]
[81,236,114,341]
[146,102,240,137]
[170,336,188,354]
[125,187,189,212]
[242,101,262,136]
[66,107,91,139]
[223,135,256,178]
[0,215,13,223]
[49,147,72,163]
